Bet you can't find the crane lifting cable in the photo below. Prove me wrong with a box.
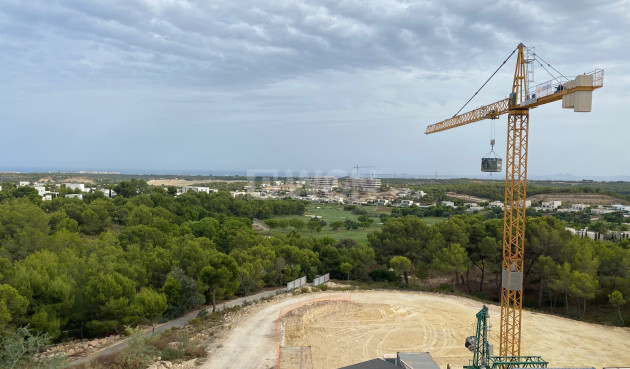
[452,45,520,118]
[481,120,502,173]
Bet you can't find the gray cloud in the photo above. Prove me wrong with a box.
[0,0,628,176]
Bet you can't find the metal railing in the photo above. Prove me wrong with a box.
[527,69,604,100]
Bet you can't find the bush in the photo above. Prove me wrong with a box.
[161,346,184,361]
[435,283,453,293]
[236,274,256,296]
[317,284,329,291]
[368,269,401,283]
[344,219,359,230]
[116,328,158,369]
[351,208,368,216]
[343,205,357,211]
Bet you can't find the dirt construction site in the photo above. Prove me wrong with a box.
[204,290,630,369]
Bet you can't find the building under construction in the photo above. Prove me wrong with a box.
[345,177,381,192]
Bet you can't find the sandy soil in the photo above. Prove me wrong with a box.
[528,193,629,206]
[37,176,95,184]
[281,291,630,369]
[446,193,490,203]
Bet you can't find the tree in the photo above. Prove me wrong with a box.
[167,186,178,196]
[132,287,168,326]
[0,326,66,369]
[307,219,321,233]
[569,270,598,316]
[468,236,501,293]
[190,217,220,240]
[199,253,239,312]
[609,290,626,325]
[0,284,29,331]
[344,219,359,230]
[390,256,412,285]
[340,262,353,281]
[289,218,306,231]
[432,243,471,290]
[265,219,279,233]
[161,268,204,318]
[536,255,557,308]
[330,221,345,231]
[549,262,573,314]
[357,215,374,230]
[368,216,431,268]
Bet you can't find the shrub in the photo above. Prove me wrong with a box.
[351,208,368,216]
[369,269,401,283]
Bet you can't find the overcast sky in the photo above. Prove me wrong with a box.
[1,0,628,178]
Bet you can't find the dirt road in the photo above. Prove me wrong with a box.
[68,288,284,367]
[200,293,348,369]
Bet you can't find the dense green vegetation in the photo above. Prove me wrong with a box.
[380,178,630,203]
[0,183,309,341]
[1,178,629,366]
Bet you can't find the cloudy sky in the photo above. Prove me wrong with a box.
[1,0,629,178]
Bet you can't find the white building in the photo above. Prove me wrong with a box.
[488,201,504,209]
[310,177,339,192]
[612,204,630,212]
[34,186,47,197]
[100,188,117,198]
[400,200,414,207]
[591,206,615,215]
[42,192,59,201]
[377,199,389,206]
[182,186,218,194]
[571,203,588,211]
[65,183,87,192]
[345,178,381,192]
[230,191,247,198]
[541,201,562,210]
[66,194,83,200]
[441,201,455,208]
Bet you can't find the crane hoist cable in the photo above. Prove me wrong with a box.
[535,52,569,82]
[452,45,520,118]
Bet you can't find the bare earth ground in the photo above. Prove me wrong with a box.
[446,193,490,203]
[528,193,629,205]
[207,290,630,369]
[38,176,95,184]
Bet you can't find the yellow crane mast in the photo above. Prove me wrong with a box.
[425,43,603,357]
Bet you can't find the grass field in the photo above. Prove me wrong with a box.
[259,204,447,244]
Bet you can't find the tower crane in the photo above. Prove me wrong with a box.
[425,43,604,358]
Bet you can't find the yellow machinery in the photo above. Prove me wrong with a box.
[425,43,603,357]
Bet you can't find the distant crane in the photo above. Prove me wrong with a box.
[425,43,604,357]
[352,164,374,201]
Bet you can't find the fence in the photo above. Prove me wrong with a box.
[286,276,307,291]
[312,273,330,287]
